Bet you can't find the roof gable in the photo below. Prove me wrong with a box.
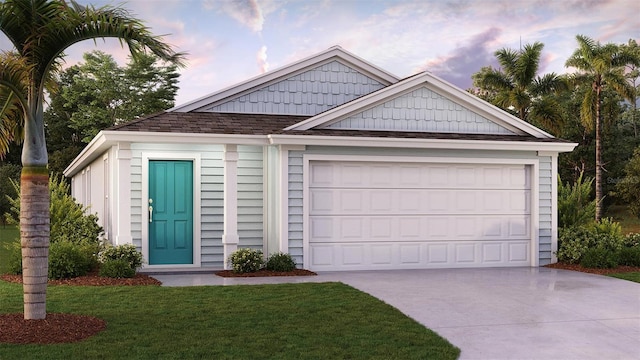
[287,72,554,139]
[321,86,515,135]
[202,60,387,116]
[171,46,399,113]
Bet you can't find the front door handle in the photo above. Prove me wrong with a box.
[148,198,153,223]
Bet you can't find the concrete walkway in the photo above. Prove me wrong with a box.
[154,267,640,359]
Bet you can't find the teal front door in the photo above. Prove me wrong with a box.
[148,160,193,265]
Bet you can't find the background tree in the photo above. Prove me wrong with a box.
[615,147,640,217]
[45,50,179,175]
[471,42,567,135]
[0,163,21,226]
[0,0,183,320]
[565,35,640,221]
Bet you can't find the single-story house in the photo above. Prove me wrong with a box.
[64,46,577,271]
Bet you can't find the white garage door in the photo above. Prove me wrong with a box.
[307,161,532,271]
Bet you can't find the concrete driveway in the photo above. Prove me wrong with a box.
[155,267,640,359]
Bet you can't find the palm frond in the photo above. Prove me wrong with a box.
[515,42,543,88]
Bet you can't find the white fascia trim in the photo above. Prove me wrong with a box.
[285,72,554,139]
[170,46,399,113]
[64,130,269,177]
[269,134,578,153]
[64,131,109,177]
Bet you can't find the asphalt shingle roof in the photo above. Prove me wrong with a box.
[107,111,569,143]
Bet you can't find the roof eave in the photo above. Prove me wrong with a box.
[63,131,271,177]
[268,134,578,153]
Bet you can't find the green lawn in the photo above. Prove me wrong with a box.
[606,205,640,234]
[0,225,19,274]
[608,272,640,283]
[0,281,460,359]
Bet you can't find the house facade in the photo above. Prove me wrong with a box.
[64,46,576,271]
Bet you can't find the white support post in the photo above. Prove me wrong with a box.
[222,144,239,269]
[115,143,132,245]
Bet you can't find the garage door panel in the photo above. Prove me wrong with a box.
[307,161,532,271]
[308,241,531,271]
[309,188,530,215]
[310,215,530,242]
[310,162,529,190]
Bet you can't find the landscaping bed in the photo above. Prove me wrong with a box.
[546,262,640,275]
[215,268,316,277]
[0,271,161,286]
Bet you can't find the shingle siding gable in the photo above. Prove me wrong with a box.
[201,61,385,116]
[322,87,516,135]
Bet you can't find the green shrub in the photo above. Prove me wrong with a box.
[48,240,96,279]
[580,248,618,269]
[558,173,596,229]
[99,244,144,271]
[557,227,593,264]
[5,238,99,277]
[557,227,625,264]
[618,247,640,266]
[228,248,264,273]
[99,258,136,278]
[623,233,640,248]
[5,175,104,245]
[6,240,23,275]
[266,252,296,272]
[589,218,622,237]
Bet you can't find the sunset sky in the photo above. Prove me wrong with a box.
[1,0,638,106]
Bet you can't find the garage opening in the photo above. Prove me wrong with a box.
[307,160,532,271]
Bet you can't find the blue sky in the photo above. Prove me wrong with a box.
[2,0,639,106]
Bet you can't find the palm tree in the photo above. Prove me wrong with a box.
[472,42,566,134]
[565,35,639,221]
[0,0,184,320]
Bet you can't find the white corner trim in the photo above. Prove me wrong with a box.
[550,153,559,263]
[141,152,202,268]
[301,154,541,269]
[530,161,541,267]
[222,145,239,269]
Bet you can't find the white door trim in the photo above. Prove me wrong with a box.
[141,152,202,269]
[302,154,540,269]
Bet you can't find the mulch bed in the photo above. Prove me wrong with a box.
[0,272,162,286]
[0,313,106,344]
[545,262,640,275]
[215,268,317,277]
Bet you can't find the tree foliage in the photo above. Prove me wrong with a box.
[565,35,640,220]
[0,163,21,225]
[615,147,640,217]
[48,50,179,144]
[471,42,566,134]
[45,50,179,174]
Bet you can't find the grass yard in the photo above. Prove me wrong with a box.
[0,281,460,360]
[606,205,640,234]
[0,226,19,274]
[608,272,640,283]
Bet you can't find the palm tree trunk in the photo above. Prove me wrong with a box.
[595,85,603,222]
[20,166,49,320]
[21,91,50,320]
